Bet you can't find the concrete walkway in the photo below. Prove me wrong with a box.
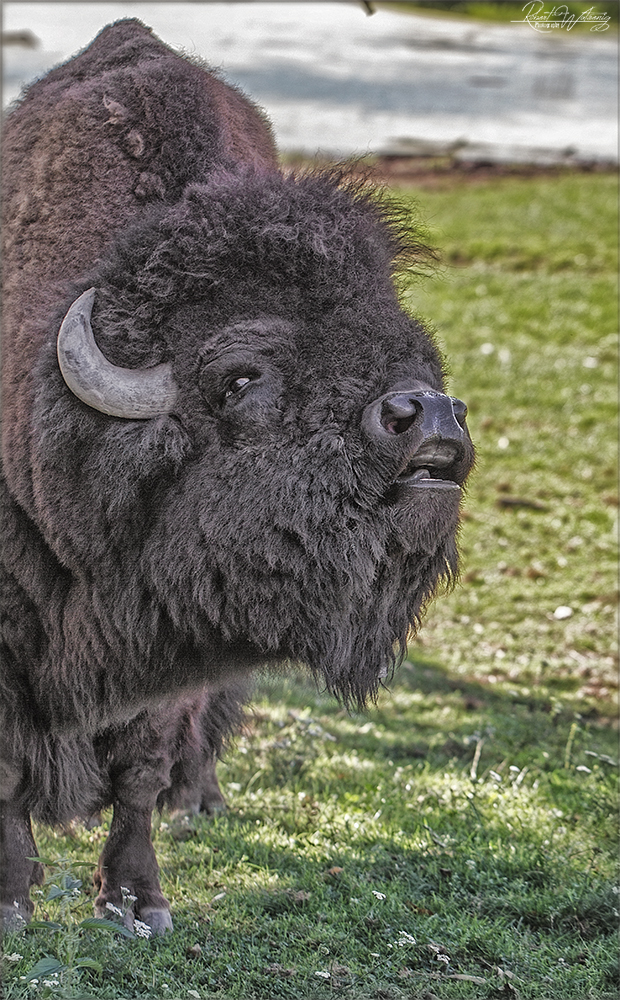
[3,2,617,161]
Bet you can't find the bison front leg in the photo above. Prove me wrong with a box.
[94,800,173,934]
[161,751,227,817]
[0,799,44,930]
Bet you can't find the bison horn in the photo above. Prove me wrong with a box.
[57,288,177,418]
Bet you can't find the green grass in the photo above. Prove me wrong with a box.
[377,2,619,29]
[2,173,618,999]
[400,173,618,709]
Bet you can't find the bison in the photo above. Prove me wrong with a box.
[0,19,474,934]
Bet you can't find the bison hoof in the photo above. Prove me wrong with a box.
[138,907,174,935]
[0,902,30,932]
[202,798,227,817]
[94,903,173,935]
[84,810,103,830]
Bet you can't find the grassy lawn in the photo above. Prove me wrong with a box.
[2,173,617,999]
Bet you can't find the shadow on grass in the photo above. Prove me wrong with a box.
[241,662,618,875]
[251,659,616,770]
[162,803,618,947]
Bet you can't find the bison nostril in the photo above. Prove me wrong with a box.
[380,396,420,435]
[384,414,416,435]
[365,389,468,449]
[452,398,468,426]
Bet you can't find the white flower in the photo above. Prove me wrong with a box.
[134,920,152,939]
[10,903,26,926]
[398,931,417,946]
[5,954,23,962]
[372,891,386,900]
[120,886,138,904]
[314,971,330,979]
[553,606,573,620]
[188,992,201,999]
[105,901,123,917]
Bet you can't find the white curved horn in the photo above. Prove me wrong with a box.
[57,288,177,419]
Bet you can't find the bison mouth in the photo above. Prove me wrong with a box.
[390,440,462,496]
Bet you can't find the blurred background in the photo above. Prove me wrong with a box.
[2,1,618,166]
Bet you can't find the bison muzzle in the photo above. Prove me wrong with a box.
[0,18,474,933]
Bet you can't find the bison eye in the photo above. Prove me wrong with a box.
[224,376,252,399]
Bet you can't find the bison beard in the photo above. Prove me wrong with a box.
[0,19,474,933]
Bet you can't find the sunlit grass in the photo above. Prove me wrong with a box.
[400,174,618,720]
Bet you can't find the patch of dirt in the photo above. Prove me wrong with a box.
[370,157,617,189]
[283,153,617,190]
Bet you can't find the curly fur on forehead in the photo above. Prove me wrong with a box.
[94,166,436,309]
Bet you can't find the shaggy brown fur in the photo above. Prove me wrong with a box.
[1,19,473,932]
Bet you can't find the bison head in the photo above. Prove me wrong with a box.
[37,169,473,709]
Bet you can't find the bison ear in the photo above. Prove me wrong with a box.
[56,288,178,419]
